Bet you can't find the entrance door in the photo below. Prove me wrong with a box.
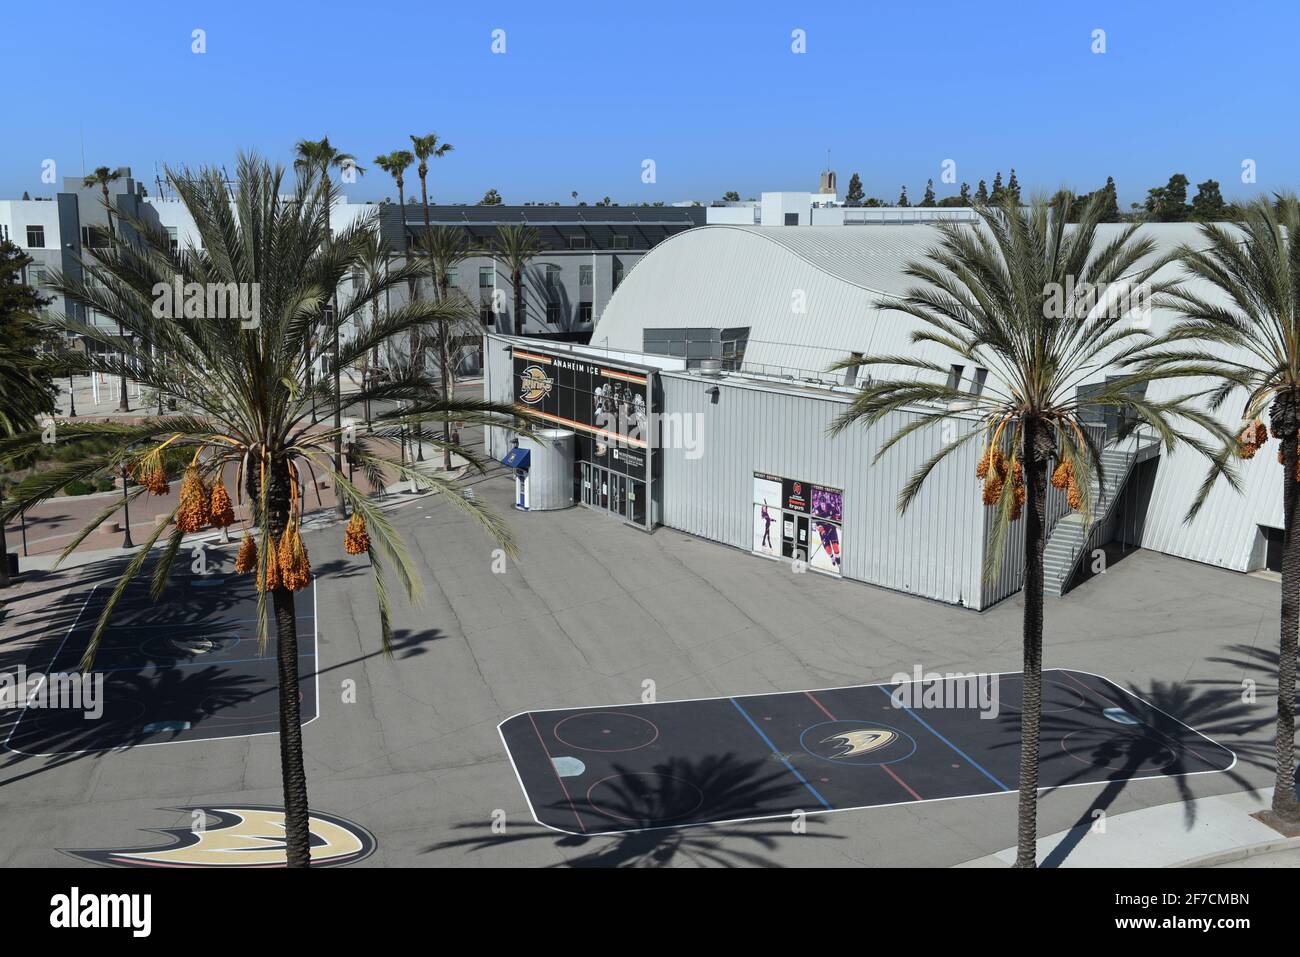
[610,474,626,518]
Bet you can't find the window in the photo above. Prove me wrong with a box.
[945,364,965,390]
[568,235,589,250]
[577,302,593,324]
[446,265,458,286]
[783,213,799,226]
[81,225,110,249]
[31,268,49,286]
[546,302,563,325]
[579,265,593,287]
[968,367,988,397]
[25,225,45,248]
[611,235,630,250]
[0,224,8,241]
[544,264,561,289]
[612,259,624,289]
[479,266,494,287]
[479,299,495,326]
[166,226,179,254]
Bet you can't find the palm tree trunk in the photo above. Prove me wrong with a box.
[264,459,311,867]
[1014,421,1050,868]
[116,321,130,413]
[272,583,310,867]
[513,270,524,337]
[0,518,10,589]
[438,277,454,471]
[1272,394,1300,821]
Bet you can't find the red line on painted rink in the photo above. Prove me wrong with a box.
[803,690,923,802]
[527,712,586,833]
[1057,671,1211,766]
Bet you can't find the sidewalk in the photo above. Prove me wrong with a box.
[957,787,1300,867]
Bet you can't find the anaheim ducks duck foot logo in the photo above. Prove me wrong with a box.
[820,728,898,758]
[60,806,376,868]
[799,720,917,766]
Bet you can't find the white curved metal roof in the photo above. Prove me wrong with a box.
[594,221,1282,577]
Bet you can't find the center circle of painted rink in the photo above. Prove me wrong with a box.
[798,720,917,766]
[586,772,706,824]
[553,711,660,752]
[1060,728,1179,771]
[996,680,1088,714]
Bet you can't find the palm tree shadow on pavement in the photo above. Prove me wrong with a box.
[1029,679,1271,868]
[423,752,844,868]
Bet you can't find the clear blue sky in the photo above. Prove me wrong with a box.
[4,0,1294,208]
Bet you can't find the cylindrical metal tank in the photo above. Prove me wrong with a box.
[518,429,575,510]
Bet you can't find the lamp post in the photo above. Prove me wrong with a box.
[120,465,135,549]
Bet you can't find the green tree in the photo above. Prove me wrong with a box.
[975,180,989,204]
[1006,169,1021,204]
[1190,179,1228,221]
[82,166,129,411]
[920,179,937,207]
[845,174,864,207]
[419,225,476,470]
[479,188,503,206]
[294,137,364,518]
[1132,194,1300,826]
[491,224,544,337]
[1099,176,1121,222]
[830,192,1219,867]
[409,132,455,462]
[897,186,910,207]
[989,172,1005,204]
[0,240,57,586]
[2,155,532,863]
[1144,173,1190,222]
[722,191,741,202]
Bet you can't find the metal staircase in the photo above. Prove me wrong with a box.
[1042,428,1160,597]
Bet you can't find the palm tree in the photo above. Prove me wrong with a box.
[294,137,363,518]
[374,150,415,251]
[408,134,454,462]
[829,192,1226,867]
[420,225,474,470]
[491,224,544,337]
[0,239,58,587]
[354,228,390,427]
[1130,194,1300,825]
[83,166,129,411]
[1,155,533,865]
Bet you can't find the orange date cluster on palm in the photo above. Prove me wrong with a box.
[132,450,170,496]
[235,531,258,574]
[1238,420,1268,460]
[1051,459,1085,512]
[176,466,211,533]
[276,521,312,591]
[209,475,236,528]
[976,446,1025,520]
[344,511,369,555]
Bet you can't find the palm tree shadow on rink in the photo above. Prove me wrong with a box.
[423,753,845,867]
[1029,679,1272,868]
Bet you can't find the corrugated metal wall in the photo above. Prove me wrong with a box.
[658,372,1002,609]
